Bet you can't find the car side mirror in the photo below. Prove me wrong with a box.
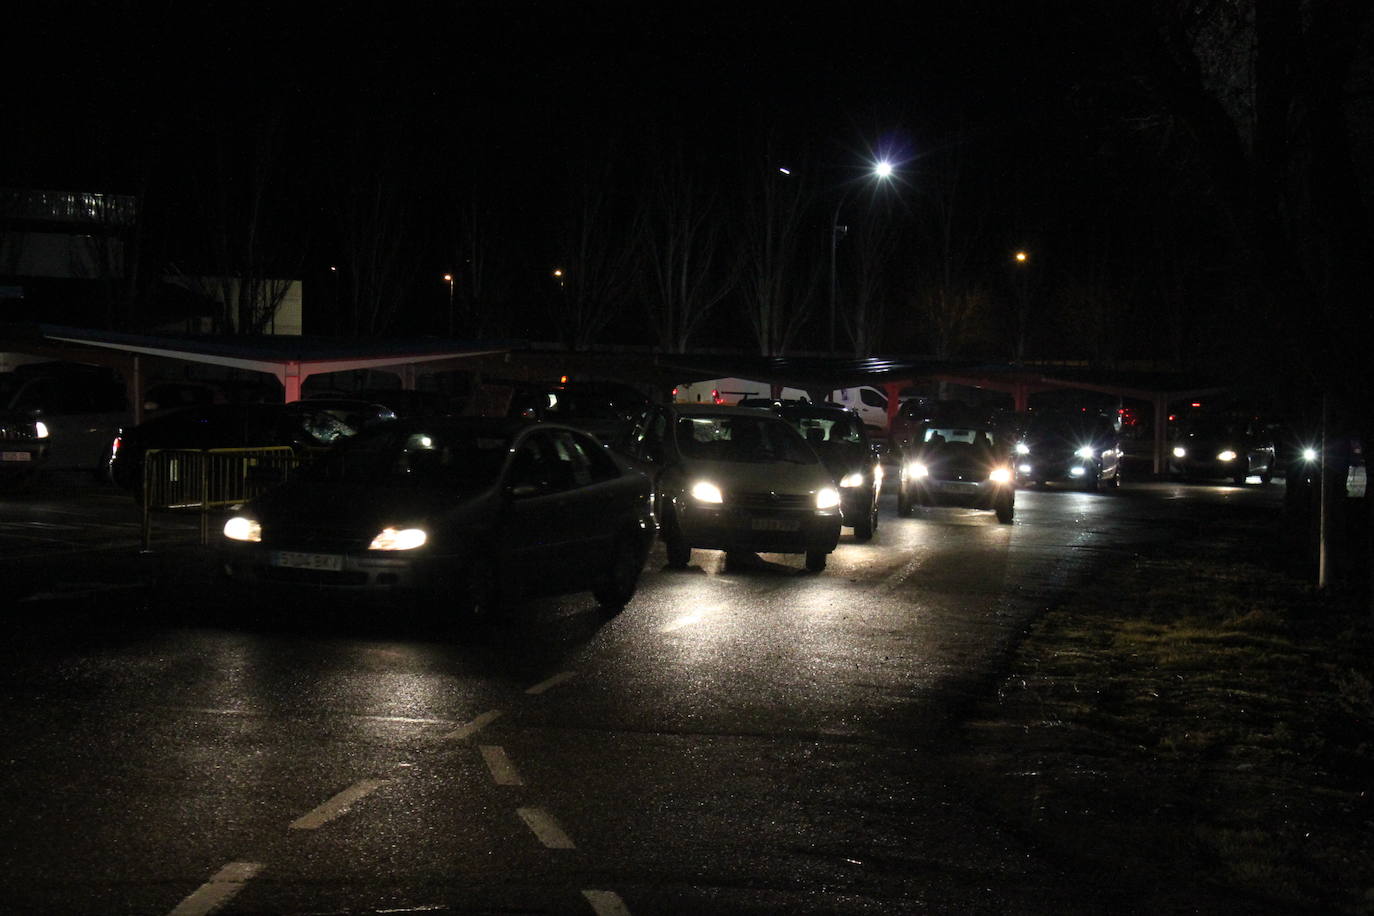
[509,482,540,499]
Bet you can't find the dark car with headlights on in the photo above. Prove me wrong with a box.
[1014,411,1122,491]
[0,410,49,488]
[1169,415,1277,485]
[896,422,1015,523]
[620,404,843,571]
[221,418,656,615]
[768,402,882,540]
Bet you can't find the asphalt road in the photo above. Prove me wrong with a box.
[0,471,1284,914]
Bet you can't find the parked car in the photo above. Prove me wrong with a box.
[896,420,1016,523]
[0,363,130,471]
[619,404,842,571]
[481,379,648,445]
[1169,414,1278,484]
[108,400,396,491]
[221,417,655,615]
[0,409,49,488]
[1014,410,1123,491]
[768,401,882,540]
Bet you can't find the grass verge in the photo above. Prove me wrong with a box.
[958,512,1374,913]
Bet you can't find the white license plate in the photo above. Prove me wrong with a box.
[1,451,32,462]
[751,517,800,532]
[271,551,343,571]
[938,481,980,494]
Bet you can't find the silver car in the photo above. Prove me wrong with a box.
[620,404,842,571]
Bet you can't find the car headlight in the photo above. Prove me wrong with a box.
[690,480,724,503]
[1075,445,1096,460]
[1173,446,1187,459]
[906,461,929,479]
[1217,450,1237,462]
[1015,442,1030,455]
[368,527,428,550]
[988,467,1013,484]
[1017,463,1032,474]
[223,516,262,543]
[35,421,50,439]
[838,472,865,488]
[815,487,841,510]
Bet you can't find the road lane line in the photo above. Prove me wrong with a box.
[517,806,576,848]
[582,889,633,915]
[479,745,524,786]
[167,861,263,916]
[442,708,503,740]
[289,779,389,830]
[525,671,577,695]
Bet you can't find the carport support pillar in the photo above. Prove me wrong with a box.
[282,361,302,403]
[1152,394,1169,478]
[882,382,903,433]
[131,355,143,426]
[1012,382,1030,414]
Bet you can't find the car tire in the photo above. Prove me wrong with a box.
[594,534,643,611]
[995,499,1014,524]
[1232,459,1249,486]
[461,555,501,620]
[896,482,913,517]
[662,510,691,569]
[852,497,876,541]
[804,549,827,572]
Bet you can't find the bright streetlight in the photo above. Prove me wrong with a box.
[829,160,896,353]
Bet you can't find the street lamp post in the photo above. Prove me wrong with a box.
[829,160,895,354]
[443,273,455,335]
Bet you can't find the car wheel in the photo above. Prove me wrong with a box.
[1232,459,1249,486]
[461,555,501,620]
[804,549,827,572]
[896,481,913,517]
[995,499,1014,524]
[594,534,644,611]
[662,509,691,569]
[852,496,876,541]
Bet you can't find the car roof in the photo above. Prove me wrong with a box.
[670,404,782,418]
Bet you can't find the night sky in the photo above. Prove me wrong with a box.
[3,2,1241,359]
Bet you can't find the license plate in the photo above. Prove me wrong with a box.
[1,451,31,462]
[271,551,343,571]
[751,517,800,532]
[938,481,980,494]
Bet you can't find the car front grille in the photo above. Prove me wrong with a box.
[729,490,813,509]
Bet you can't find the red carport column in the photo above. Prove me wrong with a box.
[281,360,302,403]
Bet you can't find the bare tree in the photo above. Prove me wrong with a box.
[739,151,815,356]
[552,152,636,349]
[843,200,901,356]
[175,112,302,334]
[637,152,733,354]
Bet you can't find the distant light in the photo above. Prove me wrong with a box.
[778,167,792,175]
[1014,250,1029,263]
[874,161,894,179]
[1302,448,1318,462]
[443,273,453,282]
[1191,402,1202,408]
[552,268,563,278]
[560,375,568,384]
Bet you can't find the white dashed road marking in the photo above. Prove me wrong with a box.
[442,708,503,740]
[479,745,524,786]
[582,889,633,915]
[525,671,577,695]
[517,807,576,849]
[167,861,263,916]
[289,779,390,830]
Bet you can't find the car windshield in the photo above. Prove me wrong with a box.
[676,415,815,464]
[303,425,511,489]
[922,426,1001,450]
[786,414,864,445]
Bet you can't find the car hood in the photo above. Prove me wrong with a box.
[249,480,482,531]
[681,458,833,494]
[812,442,872,476]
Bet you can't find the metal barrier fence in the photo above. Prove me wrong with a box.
[141,447,302,548]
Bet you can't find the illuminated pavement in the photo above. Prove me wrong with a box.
[0,476,1283,914]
